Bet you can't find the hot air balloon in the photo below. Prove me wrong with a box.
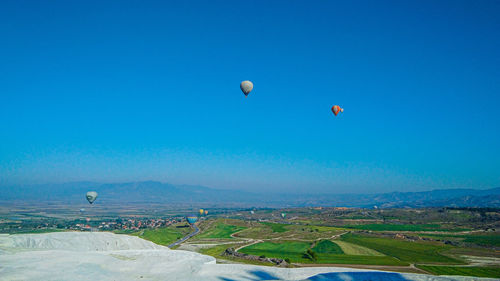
[86,191,98,204]
[199,209,204,216]
[240,81,253,97]
[281,212,286,219]
[331,105,344,116]
[250,210,255,215]
[204,210,208,215]
[186,215,198,225]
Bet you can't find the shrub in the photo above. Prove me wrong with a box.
[302,249,318,261]
[307,249,317,261]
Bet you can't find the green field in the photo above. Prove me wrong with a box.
[138,226,191,246]
[240,241,311,261]
[237,229,462,266]
[312,240,343,254]
[417,265,500,278]
[341,233,463,264]
[333,240,384,256]
[259,222,288,233]
[312,254,405,265]
[421,233,500,247]
[345,224,466,232]
[197,223,246,239]
[239,240,406,265]
[463,235,500,247]
[229,220,344,240]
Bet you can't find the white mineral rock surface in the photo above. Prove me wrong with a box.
[0,232,493,281]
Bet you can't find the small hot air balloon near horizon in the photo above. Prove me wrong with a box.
[281,212,286,219]
[204,210,208,215]
[186,215,198,225]
[240,81,253,97]
[86,191,98,204]
[199,209,204,216]
[331,105,344,116]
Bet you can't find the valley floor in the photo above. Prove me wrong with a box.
[0,232,497,281]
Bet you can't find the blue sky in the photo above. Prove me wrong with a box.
[0,0,499,193]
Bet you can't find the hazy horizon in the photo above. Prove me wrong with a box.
[1,0,499,194]
[0,179,498,196]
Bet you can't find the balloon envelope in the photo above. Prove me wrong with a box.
[204,210,208,215]
[86,191,98,204]
[331,105,343,116]
[186,215,198,224]
[240,81,253,96]
[281,213,286,218]
[199,209,204,215]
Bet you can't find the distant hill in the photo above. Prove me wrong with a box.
[0,181,499,208]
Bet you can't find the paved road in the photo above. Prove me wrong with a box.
[168,225,199,248]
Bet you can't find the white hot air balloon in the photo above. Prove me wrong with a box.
[86,191,98,204]
[240,81,253,97]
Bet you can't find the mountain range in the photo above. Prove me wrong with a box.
[1,181,499,208]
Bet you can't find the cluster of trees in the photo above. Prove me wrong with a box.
[302,249,318,261]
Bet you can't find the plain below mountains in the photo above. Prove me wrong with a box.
[0,181,499,208]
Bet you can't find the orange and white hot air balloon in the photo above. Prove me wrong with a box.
[331,105,344,116]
